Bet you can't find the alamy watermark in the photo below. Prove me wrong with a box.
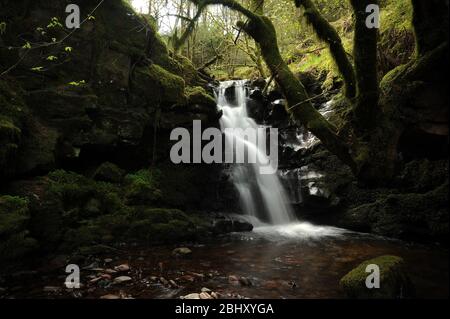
[365,264,380,289]
[170,120,279,175]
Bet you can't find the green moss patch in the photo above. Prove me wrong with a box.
[340,255,414,298]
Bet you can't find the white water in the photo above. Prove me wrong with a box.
[217,80,295,225]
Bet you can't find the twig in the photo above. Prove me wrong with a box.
[0,0,105,77]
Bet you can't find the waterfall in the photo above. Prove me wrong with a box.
[217,80,295,225]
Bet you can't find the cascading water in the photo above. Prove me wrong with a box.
[216,80,295,225]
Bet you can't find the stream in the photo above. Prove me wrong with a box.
[4,222,448,299]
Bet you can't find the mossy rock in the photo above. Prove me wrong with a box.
[0,196,29,236]
[124,169,163,205]
[127,207,208,243]
[185,86,218,116]
[132,64,186,107]
[340,255,414,299]
[0,196,38,262]
[93,162,125,183]
[341,182,449,241]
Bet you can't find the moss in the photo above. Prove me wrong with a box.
[93,162,125,183]
[126,207,208,243]
[124,169,163,205]
[132,64,186,106]
[0,195,29,236]
[0,231,39,262]
[295,0,356,98]
[0,196,38,262]
[342,182,449,241]
[340,255,414,298]
[186,86,215,107]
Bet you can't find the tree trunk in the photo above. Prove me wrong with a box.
[294,0,356,98]
[349,0,379,135]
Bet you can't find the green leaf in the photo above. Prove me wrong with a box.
[68,80,86,86]
[65,46,73,53]
[31,66,44,72]
[22,42,32,49]
[46,55,58,61]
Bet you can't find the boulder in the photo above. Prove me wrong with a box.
[340,255,414,299]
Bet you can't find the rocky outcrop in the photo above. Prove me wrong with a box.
[0,0,220,180]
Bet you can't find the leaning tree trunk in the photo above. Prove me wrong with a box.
[294,0,356,99]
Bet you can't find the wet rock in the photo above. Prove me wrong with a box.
[114,264,130,272]
[114,276,132,284]
[211,292,220,299]
[233,220,253,232]
[267,88,283,102]
[228,275,240,286]
[213,219,233,234]
[169,280,178,288]
[172,247,192,257]
[251,77,267,90]
[249,88,264,100]
[239,277,252,287]
[199,292,213,299]
[269,99,288,122]
[159,277,169,286]
[340,255,414,299]
[224,83,237,104]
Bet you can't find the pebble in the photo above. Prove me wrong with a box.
[201,287,211,293]
[104,258,113,263]
[182,293,200,299]
[239,277,252,286]
[159,277,169,286]
[114,276,132,284]
[199,292,213,299]
[211,292,219,299]
[228,275,240,285]
[114,264,130,272]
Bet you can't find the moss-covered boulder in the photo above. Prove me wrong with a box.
[132,64,186,107]
[124,169,162,205]
[127,208,209,243]
[340,255,414,299]
[185,86,218,116]
[341,181,448,241]
[0,196,38,262]
[93,162,125,183]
